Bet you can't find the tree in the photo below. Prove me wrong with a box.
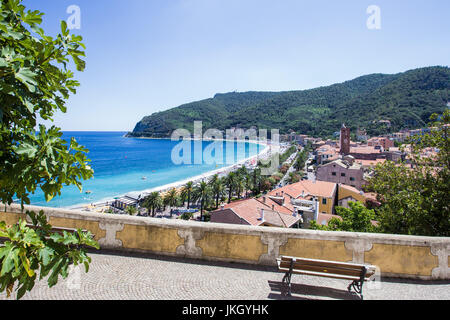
[225,172,236,203]
[142,192,162,217]
[244,173,253,198]
[180,181,194,209]
[251,168,262,196]
[192,181,211,220]
[293,150,308,171]
[310,202,379,233]
[287,172,301,184]
[234,173,245,200]
[163,188,179,218]
[0,0,98,299]
[209,175,225,209]
[366,111,450,236]
[124,206,137,216]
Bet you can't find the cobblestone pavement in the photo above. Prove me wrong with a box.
[1,251,449,300]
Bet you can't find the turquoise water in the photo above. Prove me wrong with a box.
[27,132,262,208]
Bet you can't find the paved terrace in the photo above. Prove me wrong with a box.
[1,251,449,300]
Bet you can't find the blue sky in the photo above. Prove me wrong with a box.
[24,0,450,131]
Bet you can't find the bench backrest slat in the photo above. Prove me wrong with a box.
[278,256,376,279]
[279,261,366,277]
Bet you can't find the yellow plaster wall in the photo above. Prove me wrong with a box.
[47,216,106,241]
[116,225,183,253]
[338,185,365,202]
[0,211,27,226]
[279,238,353,262]
[196,232,267,261]
[364,243,439,276]
[318,197,334,214]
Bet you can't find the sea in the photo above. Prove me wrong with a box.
[26,132,263,208]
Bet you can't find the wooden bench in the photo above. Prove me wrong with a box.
[277,256,377,299]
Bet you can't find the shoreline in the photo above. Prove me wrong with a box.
[68,139,279,211]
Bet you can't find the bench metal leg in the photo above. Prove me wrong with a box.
[348,280,364,299]
[282,272,292,296]
[348,267,367,300]
[282,260,294,297]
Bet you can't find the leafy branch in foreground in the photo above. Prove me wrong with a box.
[0,211,99,299]
[0,0,98,298]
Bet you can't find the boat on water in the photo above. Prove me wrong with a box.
[85,190,92,194]
[142,177,147,180]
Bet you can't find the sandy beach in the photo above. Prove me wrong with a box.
[70,139,281,211]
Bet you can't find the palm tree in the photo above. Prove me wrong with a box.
[210,176,226,209]
[225,171,236,203]
[181,181,194,209]
[235,173,245,199]
[244,173,253,198]
[193,181,211,221]
[164,188,180,217]
[142,192,163,217]
[252,168,262,196]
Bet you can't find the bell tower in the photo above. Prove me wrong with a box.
[340,124,350,155]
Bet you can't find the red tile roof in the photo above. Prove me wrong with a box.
[222,198,301,227]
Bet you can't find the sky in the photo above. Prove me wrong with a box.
[23,0,450,131]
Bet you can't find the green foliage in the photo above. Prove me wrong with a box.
[180,211,194,221]
[310,202,379,233]
[287,172,301,184]
[124,206,137,216]
[129,67,450,138]
[0,0,97,299]
[192,181,212,219]
[293,149,308,171]
[366,111,450,236]
[142,191,163,217]
[164,188,180,217]
[0,211,99,299]
[0,0,93,205]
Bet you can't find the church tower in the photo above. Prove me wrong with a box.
[340,124,350,155]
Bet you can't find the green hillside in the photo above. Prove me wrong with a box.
[129,66,450,138]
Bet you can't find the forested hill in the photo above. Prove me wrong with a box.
[129,66,450,138]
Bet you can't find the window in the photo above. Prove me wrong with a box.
[350,177,355,181]
[332,172,337,176]
[322,198,327,205]
[341,173,346,177]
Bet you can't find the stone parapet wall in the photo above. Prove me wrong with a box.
[2,204,449,280]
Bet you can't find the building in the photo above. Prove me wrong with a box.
[354,158,386,170]
[211,180,338,229]
[262,180,337,216]
[356,128,369,142]
[315,144,339,165]
[340,124,351,155]
[368,137,395,150]
[349,146,386,161]
[210,198,302,228]
[337,184,366,208]
[316,156,366,189]
[113,195,139,211]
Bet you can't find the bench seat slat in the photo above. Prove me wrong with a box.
[278,267,364,281]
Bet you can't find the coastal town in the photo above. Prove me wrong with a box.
[2,0,450,303]
[79,123,438,232]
